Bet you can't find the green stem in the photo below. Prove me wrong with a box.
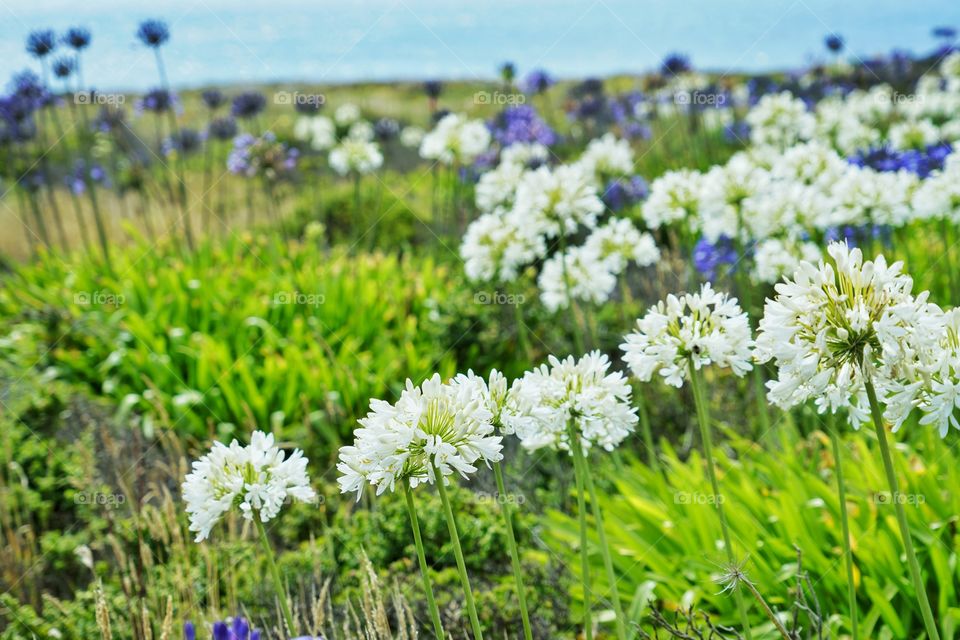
[829,417,859,640]
[254,517,296,636]
[688,362,753,639]
[403,484,445,640]
[864,379,940,640]
[571,437,628,640]
[636,386,660,474]
[557,233,585,353]
[493,462,533,640]
[567,424,593,640]
[512,295,533,362]
[431,461,484,640]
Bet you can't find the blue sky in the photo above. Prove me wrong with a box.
[1,0,957,91]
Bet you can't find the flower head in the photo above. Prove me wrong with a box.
[136,20,169,48]
[337,374,502,500]
[181,431,315,542]
[26,30,56,58]
[328,139,383,175]
[231,92,266,119]
[508,351,638,453]
[63,27,91,51]
[621,283,754,387]
[755,241,942,427]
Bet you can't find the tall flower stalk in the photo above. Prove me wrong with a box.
[181,431,315,636]
[755,241,946,640]
[621,283,756,637]
[509,352,638,639]
[403,484,445,639]
[338,373,503,640]
[828,412,858,639]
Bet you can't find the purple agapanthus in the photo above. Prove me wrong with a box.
[522,69,555,94]
[488,104,557,146]
[10,71,54,109]
[933,26,957,41]
[136,20,170,48]
[602,176,648,212]
[184,616,261,640]
[423,80,443,99]
[201,89,226,110]
[227,132,299,180]
[63,27,91,50]
[661,53,691,76]
[208,117,238,141]
[163,128,202,156]
[849,142,953,178]
[724,120,750,145]
[26,30,57,58]
[693,235,737,280]
[137,88,177,114]
[374,117,400,142]
[52,57,75,79]
[231,92,266,119]
[66,160,108,194]
[825,34,844,53]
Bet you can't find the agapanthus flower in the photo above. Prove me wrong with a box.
[621,283,754,387]
[334,103,361,126]
[508,351,638,452]
[641,168,701,230]
[419,112,491,165]
[138,88,175,114]
[538,247,617,312]
[488,104,557,147]
[231,92,266,119]
[205,616,262,640]
[661,53,692,76]
[601,175,648,211]
[522,69,555,94]
[227,132,299,180]
[577,132,634,180]
[751,237,821,284]
[201,89,226,110]
[374,117,400,142]
[508,163,604,238]
[337,374,502,500]
[400,125,425,148]
[26,30,57,58]
[692,236,738,280]
[328,138,383,175]
[460,212,545,283]
[746,92,815,150]
[825,34,845,53]
[63,27,91,50]
[423,80,443,99]
[52,57,75,79]
[293,115,335,150]
[163,128,202,156]
[754,241,944,427]
[208,117,238,141]
[582,217,660,274]
[136,20,169,48]
[181,431,315,542]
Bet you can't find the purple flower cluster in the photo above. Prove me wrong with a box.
[65,160,108,194]
[184,617,261,640]
[227,132,299,180]
[602,176,649,212]
[849,142,952,178]
[521,69,555,95]
[488,104,557,147]
[692,235,737,280]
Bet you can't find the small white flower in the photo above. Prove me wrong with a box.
[182,431,315,542]
[329,139,383,176]
[621,283,754,387]
[509,351,638,453]
[419,113,491,165]
[337,374,502,500]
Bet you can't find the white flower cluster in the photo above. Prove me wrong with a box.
[756,242,959,434]
[509,351,639,453]
[621,283,754,387]
[182,431,316,542]
[419,113,492,165]
[461,136,659,311]
[913,154,960,223]
[329,138,384,176]
[746,55,960,155]
[294,115,336,150]
[337,374,503,500]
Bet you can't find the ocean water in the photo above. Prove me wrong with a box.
[0,0,957,91]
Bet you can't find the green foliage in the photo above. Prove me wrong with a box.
[543,426,960,638]
[0,236,467,459]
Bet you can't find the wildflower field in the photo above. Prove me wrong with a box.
[3,12,960,640]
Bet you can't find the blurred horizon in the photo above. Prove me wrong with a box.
[1,0,958,92]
